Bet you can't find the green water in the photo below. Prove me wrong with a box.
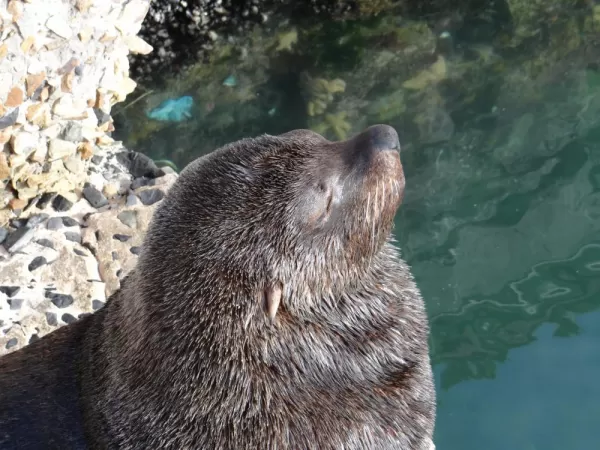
[119,3,600,448]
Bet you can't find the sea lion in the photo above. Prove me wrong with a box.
[0,124,436,449]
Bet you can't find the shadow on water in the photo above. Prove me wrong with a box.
[118,2,600,448]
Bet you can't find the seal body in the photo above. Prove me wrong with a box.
[0,125,436,449]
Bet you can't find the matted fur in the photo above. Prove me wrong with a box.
[0,125,436,450]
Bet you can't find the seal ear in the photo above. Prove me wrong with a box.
[264,282,283,323]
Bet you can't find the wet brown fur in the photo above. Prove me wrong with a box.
[0,126,436,449]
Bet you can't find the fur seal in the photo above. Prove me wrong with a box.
[0,124,436,449]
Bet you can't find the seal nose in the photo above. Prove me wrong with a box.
[362,124,400,152]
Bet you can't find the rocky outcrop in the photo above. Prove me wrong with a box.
[0,0,153,226]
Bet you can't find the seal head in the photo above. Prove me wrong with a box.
[81,124,435,449]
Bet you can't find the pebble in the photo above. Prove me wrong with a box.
[0,286,20,297]
[37,192,55,209]
[131,177,154,190]
[3,227,35,253]
[51,194,73,212]
[26,214,49,228]
[113,234,131,242]
[116,151,163,179]
[65,232,81,243]
[49,139,78,159]
[73,248,87,256]
[60,121,84,143]
[36,238,54,249]
[91,299,105,310]
[82,182,108,208]
[0,109,18,129]
[130,246,141,255]
[61,313,77,324]
[45,312,57,326]
[46,292,74,308]
[46,217,64,230]
[117,210,137,228]
[29,334,40,344]
[61,217,79,227]
[125,194,139,206]
[28,256,47,271]
[5,338,18,350]
[8,298,23,310]
[0,227,8,244]
[138,189,165,206]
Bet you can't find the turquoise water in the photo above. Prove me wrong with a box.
[119,5,600,448]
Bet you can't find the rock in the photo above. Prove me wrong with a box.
[102,183,118,198]
[61,313,77,324]
[113,234,131,242]
[26,72,46,97]
[61,217,78,227]
[46,217,63,230]
[2,227,35,253]
[5,87,24,108]
[28,256,47,271]
[117,210,137,228]
[10,131,38,156]
[36,192,55,209]
[8,198,28,211]
[48,139,77,159]
[46,15,73,39]
[51,194,73,212]
[65,232,81,243]
[78,142,94,160]
[0,286,20,297]
[26,214,49,228]
[64,156,84,174]
[130,246,141,255]
[45,292,74,308]
[116,151,163,179]
[131,177,154,189]
[7,0,23,21]
[8,299,24,310]
[0,109,18,129]
[0,44,8,59]
[125,194,138,206]
[52,95,87,119]
[138,188,164,206]
[36,238,54,249]
[76,0,93,13]
[0,153,9,180]
[124,35,153,55]
[5,339,18,350]
[45,312,57,326]
[61,72,74,93]
[82,183,108,208]
[91,299,105,310]
[0,227,9,244]
[60,121,84,142]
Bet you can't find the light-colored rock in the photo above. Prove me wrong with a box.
[46,15,73,39]
[10,131,38,156]
[26,72,46,97]
[124,35,153,55]
[48,138,77,159]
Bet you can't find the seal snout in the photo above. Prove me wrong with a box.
[361,124,400,153]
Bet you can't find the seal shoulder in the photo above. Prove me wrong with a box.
[0,318,90,450]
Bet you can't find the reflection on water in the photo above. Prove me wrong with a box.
[120,2,600,448]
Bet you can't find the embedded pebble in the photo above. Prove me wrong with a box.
[3,227,36,253]
[91,299,105,310]
[45,312,57,326]
[113,234,131,242]
[61,313,77,324]
[36,238,54,249]
[82,183,108,208]
[0,286,20,297]
[65,232,81,243]
[8,299,23,310]
[46,292,74,308]
[47,217,64,230]
[61,217,79,227]
[117,210,137,228]
[0,227,8,244]
[28,256,47,271]
[125,194,139,206]
[51,195,73,212]
[130,246,141,255]
[5,338,18,350]
[138,189,165,206]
